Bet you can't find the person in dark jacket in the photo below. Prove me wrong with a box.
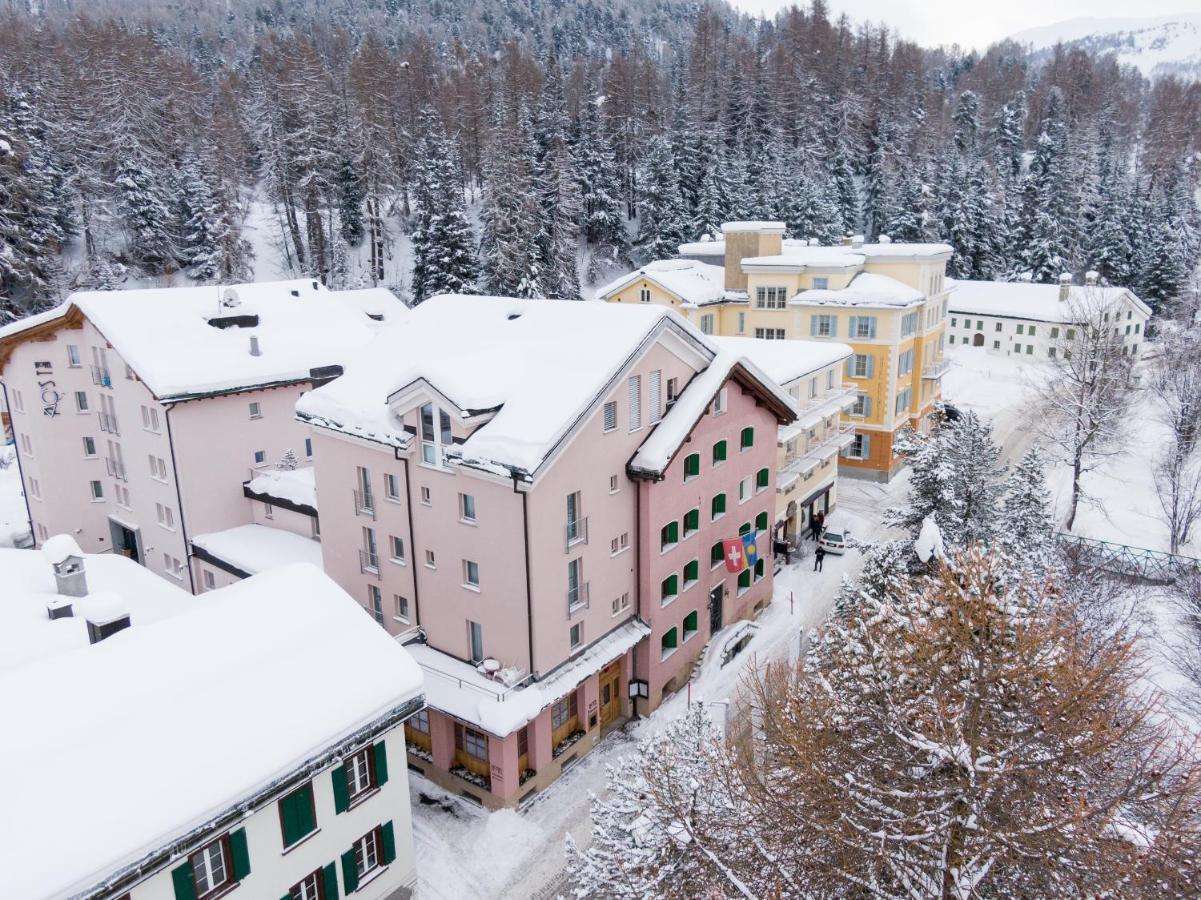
[814,544,826,572]
[812,511,825,542]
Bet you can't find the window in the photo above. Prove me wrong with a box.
[1016,323,1024,335]
[188,837,233,897]
[67,345,81,367]
[648,369,662,424]
[390,535,405,563]
[738,567,751,593]
[163,553,185,579]
[950,317,957,328]
[849,316,877,339]
[424,549,436,568]
[203,569,216,590]
[1135,323,1141,334]
[900,312,918,337]
[140,405,160,432]
[82,436,97,457]
[993,341,1000,350]
[683,610,699,641]
[394,594,410,622]
[666,377,679,403]
[1049,347,1057,358]
[410,709,429,734]
[570,622,583,649]
[566,491,583,543]
[712,440,727,464]
[660,520,679,550]
[1026,344,1033,355]
[710,541,724,566]
[384,473,399,500]
[737,312,746,334]
[949,334,956,345]
[810,314,837,337]
[74,391,89,412]
[754,327,786,340]
[278,783,317,848]
[355,466,374,511]
[639,286,651,303]
[367,585,383,623]
[248,401,262,419]
[1067,329,1076,340]
[463,559,480,588]
[253,450,266,466]
[849,353,873,379]
[851,393,871,417]
[1051,326,1060,339]
[420,401,453,466]
[756,511,769,532]
[362,527,379,571]
[1125,324,1131,335]
[976,320,983,330]
[351,828,382,881]
[897,349,914,376]
[20,433,32,456]
[460,493,476,522]
[755,467,769,491]
[812,277,829,290]
[711,388,727,416]
[628,375,642,431]
[755,286,788,309]
[843,433,871,460]
[468,620,484,662]
[826,369,834,390]
[551,694,577,730]
[683,559,699,589]
[603,401,617,433]
[264,503,274,520]
[1029,325,1037,336]
[740,426,754,451]
[345,746,378,801]
[612,591,631,616]
[89,480,103,501]
[11,389,22,412]
[420,485,431,505]
[683,453,700,480]
[661,574,678,604]
[739,477,752,503]
[661,627,678,660]
[683,508,700,537]
[305,437,313,458]
[567,557,585,608]
[700,314,714,335]
[894,387,912,415]
[711,493,727,520]
[287,871,325,900]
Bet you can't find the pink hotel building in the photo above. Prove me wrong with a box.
[0,284,796,809]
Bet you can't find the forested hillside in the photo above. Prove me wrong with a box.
[1,0,1199,319]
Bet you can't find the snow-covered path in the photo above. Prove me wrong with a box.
[410,478,907,899]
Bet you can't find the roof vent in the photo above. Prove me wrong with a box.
[221,288,241,309]
[207,313,260,330]
[81,591,131,644]
[249,335,262,356]
[290,289,300,297]
[309,364,344,387]
[1085,270,1099,286]
[46,597,74,620]
[312,280,319,290]
[506,313,522,321]
[840,235,853,247]
[43,534,88,598]
[1058,273,1072,302]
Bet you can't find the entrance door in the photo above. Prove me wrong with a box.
[599,660,621,728]
[109,520,141,564]
[709,583,724,634]
[972,332,985,347]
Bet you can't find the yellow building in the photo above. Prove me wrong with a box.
[600,222,953,481]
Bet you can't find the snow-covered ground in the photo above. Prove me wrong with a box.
[0,445,30,548]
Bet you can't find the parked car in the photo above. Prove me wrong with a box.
[819,523,852,555]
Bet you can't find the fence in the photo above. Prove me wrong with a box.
[1057,532,1201,583]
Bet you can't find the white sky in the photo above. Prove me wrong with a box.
[728,0,1201,51]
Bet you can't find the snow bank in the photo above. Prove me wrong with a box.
[0,560,422,899]
[192,523,323,575]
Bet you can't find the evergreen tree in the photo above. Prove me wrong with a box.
[114,145,175,271]
[634,135,689,263]
[829,135,859,236]
[882,159,930,243]
[998,448,1058,572]
[336,154,366,247]
[860,119,889,241]
[479,104,544,297]
[411,110,479,303]
[533,62,582,299]
[576,97,628,267]
[176,154,223,281]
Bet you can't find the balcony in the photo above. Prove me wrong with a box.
[567,581,590,616]
[779,386,857,445]
[359,548,381,577]
[922,358,951,380]
[104,457,127,482]
[565,516,588,552]
[777,423,857,494]
[98,411,120,435]
[90,365,112,388]
[353,488,375,519]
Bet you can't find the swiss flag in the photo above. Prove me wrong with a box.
[723,539,746,573]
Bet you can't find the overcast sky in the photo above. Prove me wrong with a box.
[727,0,1200,51]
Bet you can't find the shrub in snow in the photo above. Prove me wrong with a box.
[277,449,300,471]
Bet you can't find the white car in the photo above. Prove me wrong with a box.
[819,524,851,555]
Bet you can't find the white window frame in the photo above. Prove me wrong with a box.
[463,559,480,589]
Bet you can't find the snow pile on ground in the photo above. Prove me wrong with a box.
[192,523,323,575]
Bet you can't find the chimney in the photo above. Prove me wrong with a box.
[43,534,87,598]
[81,592,131,645]
[1085,270,1099,286]
[840,235,853,247]
[720,221,785,292]
[46,597,73,620]
[1058,273,1072,302]
[249,334,262,356]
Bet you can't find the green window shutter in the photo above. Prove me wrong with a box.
[669,521,678,542]
[380,821,397,865]
[684,453,699,477]
[710,542,722,563]
[712,494,725,516]
[172,862,197,900]
[685,509,698,532]
[685,611,698,632]
[373,741,389,787]
[685,560,699,581]
[229,828,251,881]
[713,440,726,462]
[740,427,753,449]
[738,569,750,588]
[739,522,751,535]
[323,862,339,900]
[663,628,677,649]
[281,894,292,900]
[756,512,768,531]
[331,764,349,814]
[341,848,359,893]
[281,785,316,847]
[756,467,768,489]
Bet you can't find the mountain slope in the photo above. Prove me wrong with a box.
[1010,14,1201,80]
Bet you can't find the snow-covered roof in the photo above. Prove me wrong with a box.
[0,546,193,675]
[676,237,953,264]
[407,618,649,736]
[0,280,407,400]
[192,523,323,576]
[741,249,866,270]
[947,279,1151,323]
[628,350,796,477]
[596,259,729,307]
[709,336,852,387]
[721,221,785,233]
[792,272,925,309]
[245,465,318,512]
[296,295,714,478]
[0,557,423,899]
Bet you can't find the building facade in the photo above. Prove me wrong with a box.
[296,295,794,808]
[601,222,954,481]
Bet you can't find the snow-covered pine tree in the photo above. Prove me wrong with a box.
[860,119,889,241]
[575,96,628,268]
[1020,90,1076,283]
[882,159,930,243]
[533,61,582,299]
[828,134,859,236]
[114,145,176,272]
[997,447,1058,573]
[277,448,300,470]
[176,153,223,281]
[336,153,366,247]
[634,135,689,263]
[479,103,544,297]
[411,109,479,303]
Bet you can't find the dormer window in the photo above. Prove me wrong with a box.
[420,402,453,467]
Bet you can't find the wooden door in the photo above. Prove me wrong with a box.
[599,660,622,727]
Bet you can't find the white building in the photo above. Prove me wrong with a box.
[947,275,1151,360]
[0,537,424,900]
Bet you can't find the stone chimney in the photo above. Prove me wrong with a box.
[1085,270,1099,286]
[1058,273,1072,302]
[81,591,131,645]
[43,534,87,598]
[720,221,785,292]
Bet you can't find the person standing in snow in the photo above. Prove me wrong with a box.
[814,544,826,572]
[812,511,825,542]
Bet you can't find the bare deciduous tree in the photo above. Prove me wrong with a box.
[1150,324,1201,553]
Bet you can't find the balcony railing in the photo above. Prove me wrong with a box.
[353,488,375,519]
[565,516,588,552]
[90,365,112,388]
[778,422,857,493]
[98,411,120,435]
[922,358,951,380]
[359,548,381,577]
[567,581,590,616]
[105,457,127,482]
